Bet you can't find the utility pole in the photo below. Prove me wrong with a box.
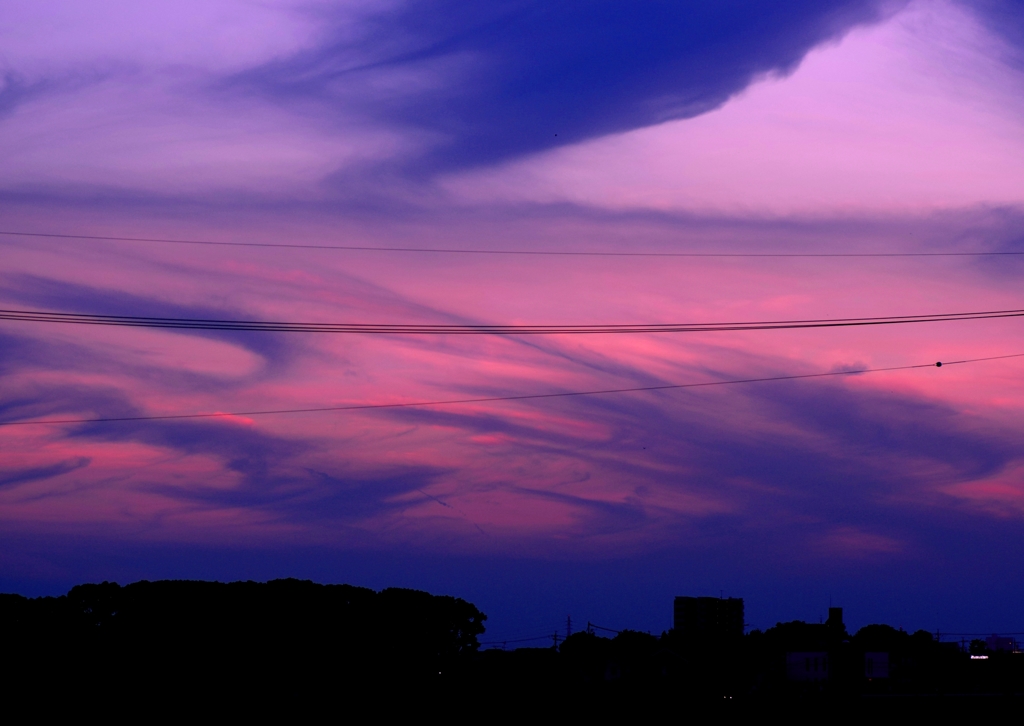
[553,631,560,649]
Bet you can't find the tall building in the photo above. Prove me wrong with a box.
[826,607,844,635]
[673,596,744,641]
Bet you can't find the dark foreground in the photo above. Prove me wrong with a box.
[1,579,1021,714]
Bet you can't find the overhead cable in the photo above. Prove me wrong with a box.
[2,230,1021,258]
[2,352,1020,427]
[2,307,1024,335]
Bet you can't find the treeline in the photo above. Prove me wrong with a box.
[0,578,485,698]
[3,580,1022,706]
[473,621,1024,698]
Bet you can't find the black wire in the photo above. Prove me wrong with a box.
[3,307,1024,335]
[2,230,1021,258]
[2,353,1019,427]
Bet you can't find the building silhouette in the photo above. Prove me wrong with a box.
[786,651,829,682]
[673,596,744,641]
[986,634,1016,652]
[826,607,844,635]
[781,607,846,684]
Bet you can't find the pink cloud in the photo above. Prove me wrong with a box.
[943,463,1024,516]
[3,198,1024,557]
[820,526,905,557]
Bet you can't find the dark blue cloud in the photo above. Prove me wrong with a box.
[0,73,40,119]
[0,382,140,425]
[0,327,260,398]
[0,42,130,120]
[514,485,648,536]
[0,274,294,373]
[53,403,446,526]
[70,415,307,489]
[374,364,1023,543]
[969,0,1024,68]
[0,330,55,376]
[240,0,900,172]
[0,71,102,120]
[147,465,448,525]
[750,380,1011,480]
[0,457,90,489]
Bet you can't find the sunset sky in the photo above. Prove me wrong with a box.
[3,0,1024,640]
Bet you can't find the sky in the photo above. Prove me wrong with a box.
[3,0,1024,642]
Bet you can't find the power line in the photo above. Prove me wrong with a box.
[2,230,1022,258]
[3,307,1024,335]
[2,352,1020,428]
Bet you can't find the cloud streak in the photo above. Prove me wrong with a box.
[240,0,902,173]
